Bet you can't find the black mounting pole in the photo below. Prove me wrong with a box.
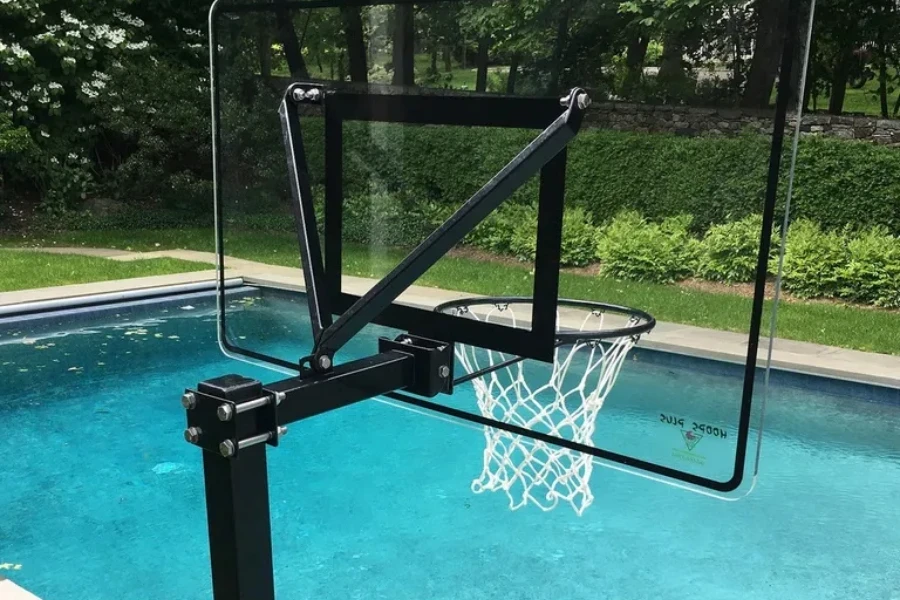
[184,342,449,600]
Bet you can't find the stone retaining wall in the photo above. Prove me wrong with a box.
[584,102,900,145]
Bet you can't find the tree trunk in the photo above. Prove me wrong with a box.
[341,6,368,83]
[506,52,520,94]
[547,4,571,95]
[878,33,889,117]
[729,5,744,93]
[430,47,438,75]
[257,25,272,78]
[475,35,490,92]
[657,29,687,95]
[442,46,452,72]
[828,45,854,115]
[275,5,309,78]
[392,3,415,86]
[622,34,649,96]
[742,0,787,109]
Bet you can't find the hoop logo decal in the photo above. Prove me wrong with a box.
[681,429,703,451]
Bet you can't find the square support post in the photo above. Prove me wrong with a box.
[187,374,276,600]
[202,446,275,600]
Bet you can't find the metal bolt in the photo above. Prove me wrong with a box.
[181,392,197,410]
[184,427,202,444]
[274,391,286,405]
[317,354,333,371]
[438,365,450,379]
[277,426,288,438]
[219,440,235,458]
[559,91,591,110]
[217,404,234,422]
[291,87,306,102]
[304,88,322,102]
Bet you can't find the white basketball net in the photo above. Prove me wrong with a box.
[448,303,642,516]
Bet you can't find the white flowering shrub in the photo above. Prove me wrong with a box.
[0,0,148,211]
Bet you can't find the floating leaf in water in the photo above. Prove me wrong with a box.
[35,345,50,350]
[67,366,82,372]
[154,333,164,338]
[97,362,105,366]
[21,339,35,345]
[18,368,28,373]
[180,305,195,311]
[168,335,179,340]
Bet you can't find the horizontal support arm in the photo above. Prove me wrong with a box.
[267,350,415,424]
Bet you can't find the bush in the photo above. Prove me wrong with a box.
[468,204,598,267]
[341,192,444,247]
[839,227,900,308]
[559,207,601,267]
[698,214,771,283]
[596,211,700,283]
[781,220,848,298]
[299,122,900,236]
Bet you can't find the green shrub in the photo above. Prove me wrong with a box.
[32,207,211,232]
[698,214,771,283]
[781,220,848,298]
[342,192,442,247]
[506,205,540,262]
[468,204,598,267]
[559,207,600,267]
[596,211,701,283]
[300,122,900,236]
[839,227,900,308]
[464,203,529,256]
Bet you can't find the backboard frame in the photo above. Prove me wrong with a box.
[322,90,570,361]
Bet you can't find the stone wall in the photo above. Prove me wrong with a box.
[583,102,900,145]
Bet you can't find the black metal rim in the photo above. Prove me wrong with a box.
[435,296,656,343]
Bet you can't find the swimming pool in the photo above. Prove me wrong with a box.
[1,288,898,600]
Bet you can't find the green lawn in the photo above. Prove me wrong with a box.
[0,248,211,293]
[810,70,900,117]
[3,227,899,355]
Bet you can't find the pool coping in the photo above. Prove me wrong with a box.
[244,270,900,391]
[0,248,897,390]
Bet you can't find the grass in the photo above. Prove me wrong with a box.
[2,227,899,355]
[808,69,900,117]
[0,249,211,293]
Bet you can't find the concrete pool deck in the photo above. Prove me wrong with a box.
[1,246,898,390]
[0,577,40,600]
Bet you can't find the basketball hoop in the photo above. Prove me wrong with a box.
[436,298,655,515]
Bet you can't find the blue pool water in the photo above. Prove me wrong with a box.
[1,289,898,600]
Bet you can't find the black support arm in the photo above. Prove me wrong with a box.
[280,83,332,341]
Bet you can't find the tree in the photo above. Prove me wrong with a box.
[0,0,150,210]
[275,2,309,78]
[340,6,368,83]
[391,3,415,86]
[742,0,788,109]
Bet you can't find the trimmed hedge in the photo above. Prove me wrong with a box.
[295,122,900,235]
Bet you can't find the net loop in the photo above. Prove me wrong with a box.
[437,298,654,516]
